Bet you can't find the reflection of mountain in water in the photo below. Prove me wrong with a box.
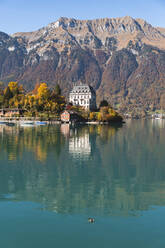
[60,124,70,137]
[0,121,165,216]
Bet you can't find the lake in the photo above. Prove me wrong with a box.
[0,120,165,247]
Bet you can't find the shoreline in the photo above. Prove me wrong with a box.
[0,117,123,125]
[0,117,164,126]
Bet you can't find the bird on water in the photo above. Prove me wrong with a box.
[88,218,95,223]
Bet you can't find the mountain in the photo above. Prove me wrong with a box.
[1,16,165,113]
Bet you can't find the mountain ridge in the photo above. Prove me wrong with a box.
[1,16,165,114]
[12,16,165,49]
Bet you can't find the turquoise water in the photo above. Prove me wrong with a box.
[0,120,165,247]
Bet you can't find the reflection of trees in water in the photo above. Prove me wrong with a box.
[0,121,165,216]
[0,125,65,161]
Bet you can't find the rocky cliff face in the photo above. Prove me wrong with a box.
[1,16,165,112]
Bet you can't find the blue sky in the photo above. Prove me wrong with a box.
[0,0,165,34]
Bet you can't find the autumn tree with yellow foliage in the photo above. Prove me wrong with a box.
[0,81,66,119]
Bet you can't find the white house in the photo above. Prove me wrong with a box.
[69,84,96,110]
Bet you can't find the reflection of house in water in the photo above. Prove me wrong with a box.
[152,119,165,128]
[69,130,91,159]
[60,124,70,137]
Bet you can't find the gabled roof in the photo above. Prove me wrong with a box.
[70,84,94,94]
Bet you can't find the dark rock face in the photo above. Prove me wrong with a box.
[125,47,165,111]
[0,32,26,80]
[1,16,165,112]
[101,49,138,95]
